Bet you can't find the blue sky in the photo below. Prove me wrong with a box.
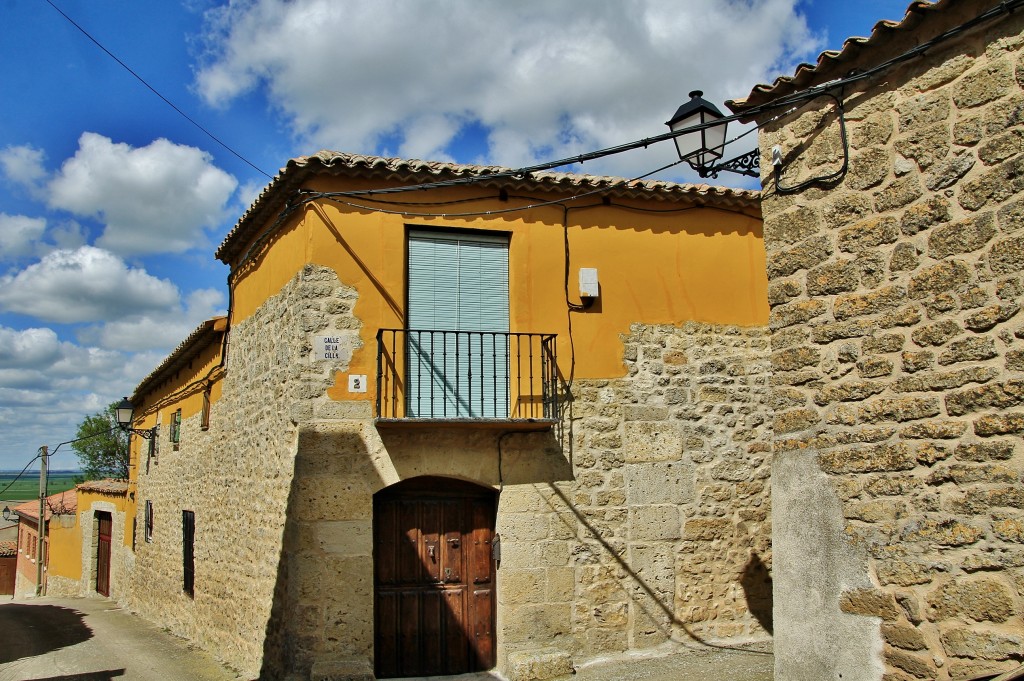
[0,0,918,472]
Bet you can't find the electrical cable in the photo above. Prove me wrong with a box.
[0,451,44,499]
[41,0,273,180]
[772,92,849,195]
[305,158,688,220]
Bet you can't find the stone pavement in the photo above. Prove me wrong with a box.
[398,643,774,681]
[0,595,243,681]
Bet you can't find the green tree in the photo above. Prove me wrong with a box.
[72,402,129,480]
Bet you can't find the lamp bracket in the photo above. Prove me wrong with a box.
[124,425,159,440]
[696,148,760,179]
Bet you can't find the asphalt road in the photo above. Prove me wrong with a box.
[0,596,244,681]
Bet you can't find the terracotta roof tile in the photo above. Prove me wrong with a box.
[132,316,227,401]
[726,0,1002,113]
[76,479,129,495]
[12,489,77,522]
[216,152,761,263]
[0,541,16,557]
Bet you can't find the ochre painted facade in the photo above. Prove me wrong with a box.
[12,489,78,597]
[225,175,767,389]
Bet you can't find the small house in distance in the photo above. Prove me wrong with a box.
[125,153,772,680]
[11,489,77,597]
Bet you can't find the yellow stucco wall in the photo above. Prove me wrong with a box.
[227,178,768,402]
[46,513,81,583]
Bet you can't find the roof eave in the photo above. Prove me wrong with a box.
[132,316,227,402]
[215,152,762,265]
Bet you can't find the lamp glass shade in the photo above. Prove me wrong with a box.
[2,506,10,522]
[667,90,727,170]
[115,397,134,428]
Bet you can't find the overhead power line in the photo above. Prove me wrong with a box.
[42,0,274,179]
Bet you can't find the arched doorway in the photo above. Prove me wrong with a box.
[373,477,497,678]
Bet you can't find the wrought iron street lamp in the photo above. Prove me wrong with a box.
[115,397,158,439]
[2,506,10,522]
[667,90,759,179]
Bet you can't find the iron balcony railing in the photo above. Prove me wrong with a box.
[376,329,559,421]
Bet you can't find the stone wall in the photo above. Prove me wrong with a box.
[497,321,773,670]
[130,264,361,680]
[757,8,1024,681]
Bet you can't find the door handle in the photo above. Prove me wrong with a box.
[427,544,436,560]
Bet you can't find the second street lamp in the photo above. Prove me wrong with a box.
[667,90,759,179]
[115,397,158,439]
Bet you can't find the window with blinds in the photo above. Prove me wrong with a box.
[407,230,510,418]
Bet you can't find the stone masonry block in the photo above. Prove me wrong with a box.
[946,379,1024,416]
[901,121,953,173]
[818,443,916,474]
[928,212,996,259]
[829,396,941,425]
[940,628,1023,660]
[309,657,374,681]
[937,337,997,365]
[954,57,1015,108]
[839,215,899,253]
[629,505,681,541]
[506,648,574,681]
[901,196,952,235]
[989,235,1024,275]
[909,260,972,299]
[839,588,900,620]
[623,422,683,463]
[974,412,1024,435]
[767,235,834,278]
[770,299,828,330]
[926,149,976,190]
[834,286,907,320]
[623,462,695,505]
[317,521,371,556]
[874,176,924,212]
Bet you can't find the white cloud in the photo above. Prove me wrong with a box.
[194,0,819,179]
[0,246,180,323]
[76,286,226,352]
[0,213,46,260]
[0,326,167,470]
[0,144,47,192]
[47,133,239,256]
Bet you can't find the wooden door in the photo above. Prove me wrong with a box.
[0,557,15,595]
[374,477,496,678]
[96,512,111,597]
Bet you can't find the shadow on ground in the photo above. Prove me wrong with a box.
[0,604,93,663]
[26,672,125,681]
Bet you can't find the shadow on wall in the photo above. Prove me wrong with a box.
[741,552,773,635]
[547,485,774,652]
[257,425,571,679]
[258,429,382,680]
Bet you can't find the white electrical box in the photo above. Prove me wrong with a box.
[579,268,599,298]
[348,375,368,393]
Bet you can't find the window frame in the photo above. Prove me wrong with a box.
[144,500,154,543]
[170,409,182,450]
[201,389,211,431]
[182,510,195,598]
